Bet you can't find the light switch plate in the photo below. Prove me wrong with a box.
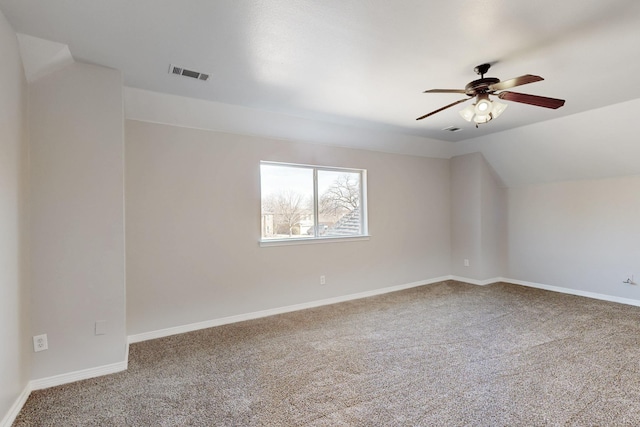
[95,320,107,335]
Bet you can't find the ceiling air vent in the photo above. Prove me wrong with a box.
[442,126,462,132]
[169,64,210,82]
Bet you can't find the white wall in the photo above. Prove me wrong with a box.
[0,9,29,424]
[28,62,126,379]
[125,120,451,335]
[507,175,640,298]
[450,153,506,280]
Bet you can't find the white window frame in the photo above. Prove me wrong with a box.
[259,161,369,247]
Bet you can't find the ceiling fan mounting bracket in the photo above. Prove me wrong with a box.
[474,63,491,78]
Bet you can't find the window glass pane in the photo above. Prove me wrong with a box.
[318,170,361,237]
[260,164,314,239]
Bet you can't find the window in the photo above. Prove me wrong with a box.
[260,162,367,243]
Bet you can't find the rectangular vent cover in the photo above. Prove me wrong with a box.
[169,64,210,81]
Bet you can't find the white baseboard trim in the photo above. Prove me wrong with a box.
[502,277,640,307]
[0,384,31,427]
[1,345,130,424]
[449,276,501,286]
[435,276,640,307]
[128,275,452,344]
[30,345,129,391]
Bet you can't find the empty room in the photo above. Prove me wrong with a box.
[2,1,640,425]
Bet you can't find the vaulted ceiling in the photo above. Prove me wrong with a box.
[2,0,640,185]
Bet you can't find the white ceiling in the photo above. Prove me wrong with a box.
[2,0,640,143]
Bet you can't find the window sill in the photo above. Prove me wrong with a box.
[259,235,371,247]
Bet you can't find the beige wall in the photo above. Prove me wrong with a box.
[450,154,482,277]
[28,62,126,379]
[125,120,451,335]
[479,155,507,279]
[0,10,29,422]
[507,175,640,298]
[450,153,506,280]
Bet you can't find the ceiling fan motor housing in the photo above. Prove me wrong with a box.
[465,78,500,96]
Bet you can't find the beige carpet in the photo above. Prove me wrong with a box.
[13,281,640,426]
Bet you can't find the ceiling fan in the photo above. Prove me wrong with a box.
[416,63,565,126]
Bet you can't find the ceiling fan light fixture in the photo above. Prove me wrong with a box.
[459,96,508,125]
[491,100,508,119]
[474,96,492,115]
[473,113,492,124]
[459,97,493,124]
[459,104,475,122]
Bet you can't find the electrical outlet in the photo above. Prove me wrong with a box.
[320,275,326,285]
[464,259,470,267]
[33,334,48,352]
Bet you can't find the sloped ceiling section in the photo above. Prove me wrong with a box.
[16,33,74,83]
[124,87,453,159]
[454,98,640,187]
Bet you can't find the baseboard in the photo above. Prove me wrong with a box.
[2,345,130,424]
[436,275,640,307]
[502,277,640,307]
[128,276,452,344]
[0,383,31,427]
[30,352,128,391]
[449,276,500,286]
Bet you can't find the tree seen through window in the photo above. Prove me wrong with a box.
[260,163,366,240]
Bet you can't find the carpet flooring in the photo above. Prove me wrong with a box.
[13,281,640,426]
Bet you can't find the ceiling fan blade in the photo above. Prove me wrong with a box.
[498,91,565,109]
[423,89,466,94]
[416,97,472,120]
[489,74,543,91]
